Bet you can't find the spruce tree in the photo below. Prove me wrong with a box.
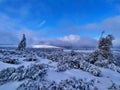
[17,34,26,51]
[89,31,114,64]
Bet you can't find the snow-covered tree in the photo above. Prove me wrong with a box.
[98,31,114,52]
[17,34,26,51]
[88,31,114,65]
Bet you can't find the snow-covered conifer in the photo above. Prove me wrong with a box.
[18,34,26,51]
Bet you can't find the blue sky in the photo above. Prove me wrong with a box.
[0,0,120,47]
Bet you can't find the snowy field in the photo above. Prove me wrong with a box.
[0,48,120,90]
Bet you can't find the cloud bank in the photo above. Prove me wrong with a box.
[37,35,97,49]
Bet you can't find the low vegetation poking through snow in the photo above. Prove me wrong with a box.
[0,64,48,85]
[0,48,119,90]
[17,77,98,90]
[57,59,101,76]
[88,50,120,73]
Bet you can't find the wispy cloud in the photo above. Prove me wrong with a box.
[0,13,19,30]
[101,16,120,34]
[78,15,120,47]
[67,15,120,37]
[37,20,46,28]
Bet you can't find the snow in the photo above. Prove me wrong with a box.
[0,58,36,71]
[64,49,95,53]
[39,56,120,89]
[32,45,61,49]
[0,81,23,90]
[100,68,120,84]
[47,69,95,83]
[0,62,18,71]
[0,48,120,90]
[47,67,120,90]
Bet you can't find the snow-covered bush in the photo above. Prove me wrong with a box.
[94,59,110,67]
[17,79,57,90]
[0,50,25,64]
[57,57,101,76]
[70,50,77,56]
[107,63,120,73]
[17,77,98,90]
[23,54,37,61]
[1,55,19,64]
[113,53,120,67]
[88,50,113,64]
[78,60,101,76]
[56,63,69,72]
[10,66,26,81]
[73,60,101,76]
[0,64,48,85]
[58,77,98,90]
[24,64,47,80]
[87,50,120,73]
[0,67,16,85]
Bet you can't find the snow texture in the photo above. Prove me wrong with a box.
[0,48,119,90]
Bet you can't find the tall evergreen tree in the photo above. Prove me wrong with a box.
[18,34,26,51]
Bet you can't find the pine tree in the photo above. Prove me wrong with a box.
[17,34,26,51]
[89,31,114,64]
[98,31,114,52]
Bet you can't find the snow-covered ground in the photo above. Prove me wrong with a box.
[0,48,119,90]
[32,45,62,49]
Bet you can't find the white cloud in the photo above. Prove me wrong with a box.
[53,15,120,48]
[101,16,120,33]
[59,34,80,42]
[79,15,120,38]
[37,35,97,48]
[76,15,120,47]
[0,13,19,30]
[0,30,18,44]
[113,39,120,47]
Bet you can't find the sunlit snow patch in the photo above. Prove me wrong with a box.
[32,45,61,49]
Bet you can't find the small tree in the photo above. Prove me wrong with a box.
[89,31,114,64]
[98,33,114,52]
[17,34,26,51]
